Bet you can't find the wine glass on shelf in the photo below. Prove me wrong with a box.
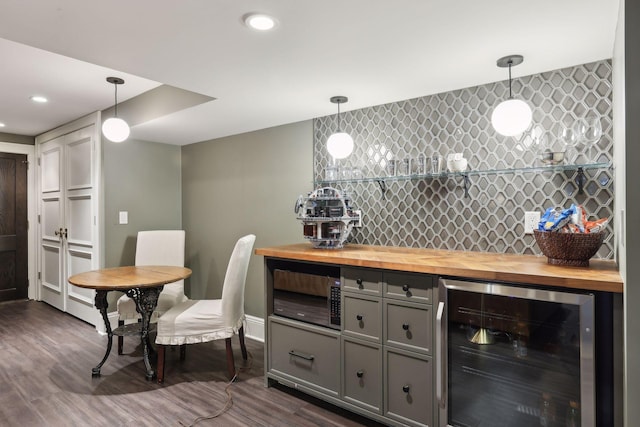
[583,116,603,163]
[554,122,578,164]
[573,116,602,163]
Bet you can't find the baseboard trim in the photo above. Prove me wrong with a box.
[244,314,264,342]
[98,311,265,342]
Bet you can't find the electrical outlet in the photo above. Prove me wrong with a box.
[354,210,363,228]
[524,211,540,234]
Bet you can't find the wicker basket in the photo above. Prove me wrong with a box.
[533,229,605,267]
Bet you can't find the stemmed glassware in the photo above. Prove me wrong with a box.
[573,116,603,163]
[557,123,579,163]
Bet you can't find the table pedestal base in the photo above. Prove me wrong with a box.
[92,286,162,380]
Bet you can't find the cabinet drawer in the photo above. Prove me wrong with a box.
[385,348,433,427]
[343,295,381,342]
[269,318,340,394]
[384,301,432,354]
[342,267,382,295]
[342,338,382,413]
[384,272,433,304]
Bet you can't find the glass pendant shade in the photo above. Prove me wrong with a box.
[102,117,130,143]
[491,98,533,136]
[326,95,354,159]
[327,132,354,159]
[102,76,130,143]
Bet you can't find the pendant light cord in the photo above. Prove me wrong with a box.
[337,102,342,132]
[114,84,119,117]
[508,61,513,99]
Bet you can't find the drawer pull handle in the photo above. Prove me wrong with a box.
[402,385,410,393]
[402,323,410,331]
[288,350,314,361]
[402,284,410,292]
[356,278,363,288]
[356,314,363,321]
[356,370,364,378]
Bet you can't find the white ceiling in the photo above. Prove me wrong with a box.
[0,0,620,146]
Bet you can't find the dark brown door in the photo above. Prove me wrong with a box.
[0,152,28,301]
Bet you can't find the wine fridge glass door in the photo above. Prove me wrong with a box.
[438,278,595,427]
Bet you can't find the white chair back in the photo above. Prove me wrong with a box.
[221,234,256,328]
[135,230,186,296]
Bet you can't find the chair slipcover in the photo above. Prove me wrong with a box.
[117,230,187,321]
[155,234,255,346]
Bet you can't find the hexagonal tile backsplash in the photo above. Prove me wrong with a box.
[313,60,614,259]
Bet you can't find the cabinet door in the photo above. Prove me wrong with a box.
[269,318,340,395]
[342,267,382,295]
[385,300,432,354]
[343,337,382,413]
[343,294,381,342]
[385,348,433,427]
[384,271,433,304]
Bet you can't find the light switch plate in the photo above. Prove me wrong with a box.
[119,211,128,225]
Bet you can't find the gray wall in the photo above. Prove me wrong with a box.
[103,138,182,306]
[0,132,34,145]
[181,120,312,316]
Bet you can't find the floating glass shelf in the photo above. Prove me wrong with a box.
[314,162,611,198]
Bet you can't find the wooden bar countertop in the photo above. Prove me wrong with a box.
[255,244,623,293]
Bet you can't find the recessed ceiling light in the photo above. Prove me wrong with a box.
[244,13,277,31]
[0,123,5,128]
[31,95,48,103]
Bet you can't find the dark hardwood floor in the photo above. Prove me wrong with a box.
[0,300,385,427]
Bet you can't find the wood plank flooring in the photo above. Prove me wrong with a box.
[0,300,385,427]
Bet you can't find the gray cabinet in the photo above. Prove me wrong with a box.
[384,300,432,355]
[265,259,436,427]
[342,266,382,295]
[385,347,433,427]
[342,337,382,413]
[268,317,340,396]
[343,294,382,342]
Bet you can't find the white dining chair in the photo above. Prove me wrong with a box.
[155,234,256,383]
[116,230,187,355]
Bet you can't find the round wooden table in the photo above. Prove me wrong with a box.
[69,265,192,380]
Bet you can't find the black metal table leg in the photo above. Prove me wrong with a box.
[130,286,163,381]
[92,290,112,377]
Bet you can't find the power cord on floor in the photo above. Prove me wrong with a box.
[178,350,254,427]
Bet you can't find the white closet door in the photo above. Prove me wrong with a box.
[37,116,101,327]
[63,126,97,324]
[39,136,64,312]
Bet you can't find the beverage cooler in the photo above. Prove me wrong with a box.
[437,278,599,427]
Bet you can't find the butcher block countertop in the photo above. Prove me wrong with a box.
[255,243,623,293]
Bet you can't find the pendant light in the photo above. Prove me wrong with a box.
[102,77,130,143]
[491,55,532,137]
[326,96,354,159]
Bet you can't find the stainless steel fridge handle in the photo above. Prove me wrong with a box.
[436,301,446,408]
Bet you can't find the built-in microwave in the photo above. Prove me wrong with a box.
[272,268,341,330]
